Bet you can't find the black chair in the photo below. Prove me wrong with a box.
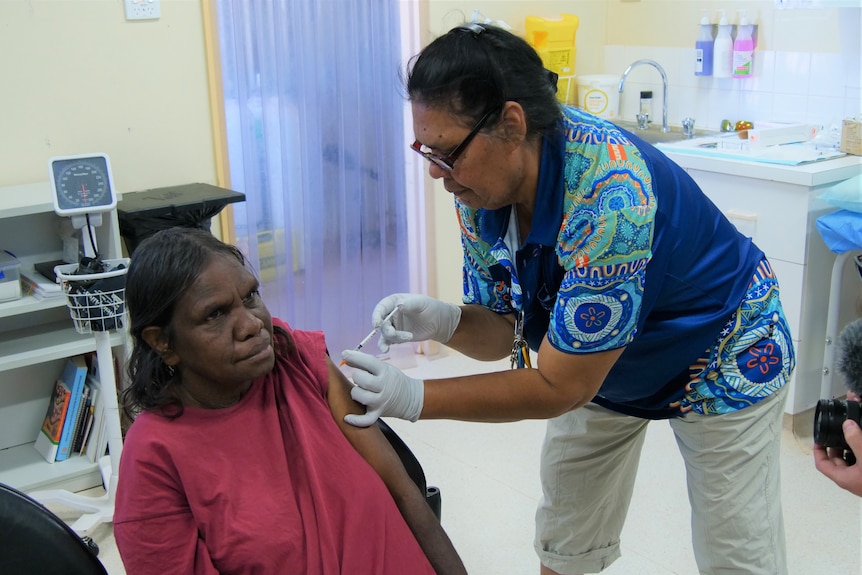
[377,419,442,520]
[0,482,107,575]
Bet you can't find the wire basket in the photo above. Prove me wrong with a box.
[55,258,130,335]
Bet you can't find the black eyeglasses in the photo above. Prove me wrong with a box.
[411,110,494,171]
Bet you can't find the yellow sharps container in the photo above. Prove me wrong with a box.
[525,14,580,105]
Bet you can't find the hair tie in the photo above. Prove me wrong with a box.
[458,22,486,36]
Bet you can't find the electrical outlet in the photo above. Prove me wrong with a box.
[124,0,160,21]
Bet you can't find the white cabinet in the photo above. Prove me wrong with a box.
[0,182,126,492]
[662,153,862,415]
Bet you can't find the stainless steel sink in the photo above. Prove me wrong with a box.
[613,120,719,145]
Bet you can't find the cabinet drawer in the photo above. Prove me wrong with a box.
[770,259,803,340]
[687,169,810,265]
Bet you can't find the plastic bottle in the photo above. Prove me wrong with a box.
[695,13,714,76]
[732,10,754,78]
[640,91,653,123]
[713,10,733,78]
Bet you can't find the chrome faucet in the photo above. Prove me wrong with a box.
[618,59,670,133]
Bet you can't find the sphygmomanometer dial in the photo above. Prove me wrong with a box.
[50,154,117,216]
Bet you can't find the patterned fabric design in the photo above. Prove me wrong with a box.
[677,260,795,414]
[553,275,640,351]
[459,208,512,314]
[458,108,656,354]
[549,112,655,352]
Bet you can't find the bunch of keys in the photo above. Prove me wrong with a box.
[510,311,532,369]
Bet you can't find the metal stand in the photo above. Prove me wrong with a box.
[28,219,127,535]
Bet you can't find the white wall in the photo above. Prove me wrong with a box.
[0,0,216,200]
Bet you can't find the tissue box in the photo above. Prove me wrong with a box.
[840,119,862,156]
[0,251,22,302]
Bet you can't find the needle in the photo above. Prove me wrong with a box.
[339,305,401,366]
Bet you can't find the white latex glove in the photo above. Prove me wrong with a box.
[341,349,424,427]
[372,293,462,353]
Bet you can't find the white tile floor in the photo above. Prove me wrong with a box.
[50,350,861,575]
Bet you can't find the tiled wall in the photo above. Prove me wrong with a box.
[603,43,861,135]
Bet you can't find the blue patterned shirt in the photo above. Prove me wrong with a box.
[457,107,771,418]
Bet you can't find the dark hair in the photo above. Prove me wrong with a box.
[406,23,562,136]
[121,227,290,419]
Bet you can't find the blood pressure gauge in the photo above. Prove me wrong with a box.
[49,153,117,216]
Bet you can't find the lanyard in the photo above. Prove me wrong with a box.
[510,310,532,369]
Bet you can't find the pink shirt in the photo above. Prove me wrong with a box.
[114,320,434,574]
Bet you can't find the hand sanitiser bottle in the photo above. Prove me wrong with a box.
[732,11,754,78]
[713,11,733,78]
[695,13,714,76]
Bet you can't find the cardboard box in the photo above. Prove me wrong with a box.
[840,119,862,156]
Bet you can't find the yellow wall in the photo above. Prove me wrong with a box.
[0,0,216,199]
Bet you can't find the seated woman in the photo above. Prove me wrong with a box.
[113,227,465,575]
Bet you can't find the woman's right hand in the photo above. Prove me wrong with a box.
[372,294,462,353]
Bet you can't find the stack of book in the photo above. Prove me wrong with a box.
[19,270,63,301]
[33,354,109,464]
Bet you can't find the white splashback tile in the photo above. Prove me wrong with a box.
[676,86,713,131]
[707,87,741,128]
[739,91,775,125]
[603,45,627,78]
[774,52,812,96]
[771,93,809,124]
[748,50,776,94]
[806,95,850,129]
[602,45,854,130]
[809,53,846,98]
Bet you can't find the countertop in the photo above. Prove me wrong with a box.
[660,148,862,188]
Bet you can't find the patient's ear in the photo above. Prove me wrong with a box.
[142,326,179,366]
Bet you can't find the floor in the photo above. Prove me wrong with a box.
[49,349,861,575]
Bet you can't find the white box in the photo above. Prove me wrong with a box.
[747,123,817,148]
[0,251,22,302]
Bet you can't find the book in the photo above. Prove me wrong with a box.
[55,355,89,462]
[70,383,92,454]
[33,379,73,463]
[34,259,66,284]
[82,376,107,463]
[77,382,99,457]
[19,270,63,300]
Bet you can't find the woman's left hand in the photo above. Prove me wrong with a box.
[340,350,424,426]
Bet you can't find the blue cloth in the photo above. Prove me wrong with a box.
[458,107,777,418]
[816,209,862,254]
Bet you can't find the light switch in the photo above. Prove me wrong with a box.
[124,0,160,21]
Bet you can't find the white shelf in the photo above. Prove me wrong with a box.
[0,443,102,492]
[0,180,127,506]
[0,293,67,319]
[0,320,125,373]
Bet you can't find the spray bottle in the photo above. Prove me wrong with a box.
[713,10,733,78]
[695,11,714,76]
[732,10,755,78]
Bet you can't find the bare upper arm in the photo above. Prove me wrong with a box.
[324,357,418,491]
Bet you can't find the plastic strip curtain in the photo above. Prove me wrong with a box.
[215,0,411,354]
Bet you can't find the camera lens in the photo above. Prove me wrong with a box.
[813,399,862,448]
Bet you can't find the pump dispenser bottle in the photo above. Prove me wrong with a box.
[732,10,754,78]
[713,10,733,78]
[695,12,714,76]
